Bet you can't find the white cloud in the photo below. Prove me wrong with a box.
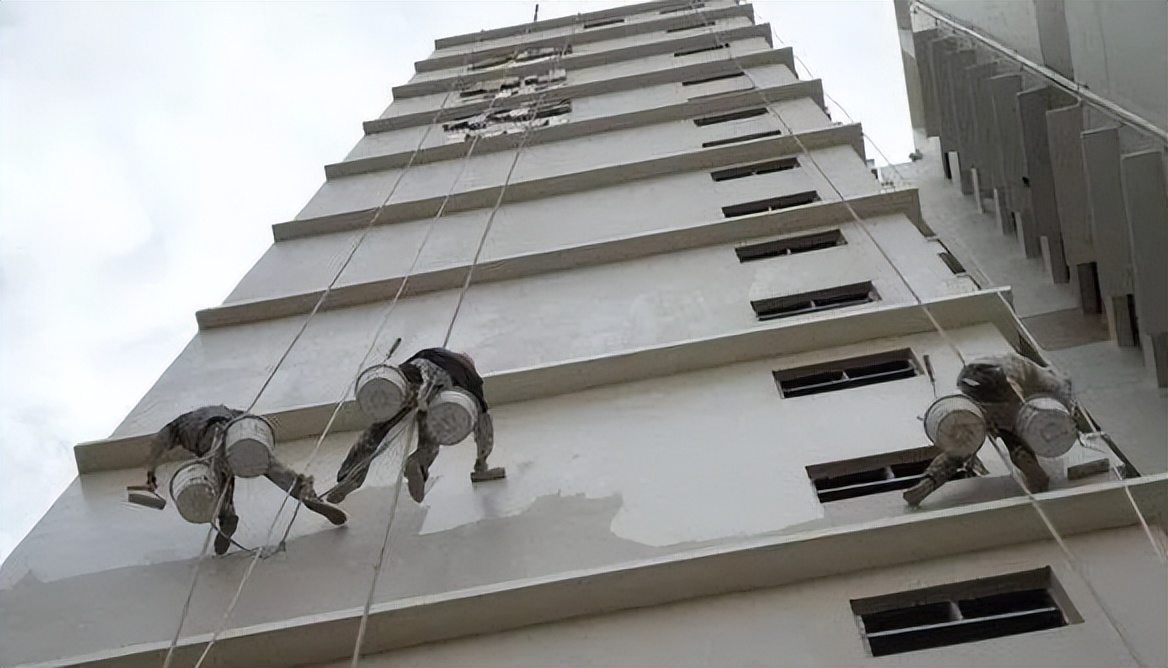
[0,1,912,564]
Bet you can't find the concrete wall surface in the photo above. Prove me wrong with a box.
[346,63,801,162]
[4,324,1134,667]
[329,526,1167,668]
[430,0,742,58]
[116,212,967,440]
[379,36,773,121]
[303,97,836,224]
[409,15,758,85]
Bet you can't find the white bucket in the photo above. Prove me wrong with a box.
[1014,395,1077,458]
[924,394,987,458]
[356,365,411,422]
[225,414,274,478]
[171,462,220,524]
[426,389,480,446]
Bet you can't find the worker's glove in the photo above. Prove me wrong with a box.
[146,471,159,492]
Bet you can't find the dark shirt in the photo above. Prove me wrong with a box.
[404,348,489,412]
[160,405,244,456]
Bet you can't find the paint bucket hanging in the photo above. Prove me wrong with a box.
[426,388,480,445]
[1014,395,1077,458]
[356,364,411,422]
[171,462,220,524]
[923,394,987,458]
[225,414,275,478]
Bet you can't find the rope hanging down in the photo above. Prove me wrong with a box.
[167,46,482,668]
[348,33,577,668]
[187,32,572,668]
[691,3,1158,664]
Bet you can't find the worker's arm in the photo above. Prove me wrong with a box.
[143,430,174,491]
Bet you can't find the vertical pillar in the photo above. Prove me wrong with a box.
[989,73,1024,236]
[947,49,977,195]
[967,62,999,211]
[929,37,958,180]
[1120,150,1168,387]
[1046,103,1094,298]
[1082,127,1138,347]
[913,29,941,137]
[1017,86,1068,278]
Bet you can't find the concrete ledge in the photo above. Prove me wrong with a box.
[37,473,1168,668]
[328,79,822,179]
[396,22,771,99]
[278,121,863,242]
[365,48,790,135]
[80,287,1008,474]
[203,189,922,330]
[434,0,685,50]
[416,3,754,73]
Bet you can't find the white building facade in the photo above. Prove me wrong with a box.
[2,2,1165,666]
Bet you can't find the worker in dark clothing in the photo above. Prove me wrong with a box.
[328,348,505,505]
[904,353,1073,506]
[140,405,347,555]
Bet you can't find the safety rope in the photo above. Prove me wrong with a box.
[169,41,483,668]
[706,4,1159,664]
[187,30,575,668]
[346,32,577,668]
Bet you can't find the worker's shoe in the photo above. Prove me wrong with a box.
[404,457,426,503]
[304,496,349,526]
[327,466,369,504]
[214,514,239,556]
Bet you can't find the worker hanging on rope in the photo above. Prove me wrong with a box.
[330,347,506,505]
[905,352,1080,506]
[131,405,348,555]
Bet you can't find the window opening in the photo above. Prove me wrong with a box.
[683,72,745,86]
[721,191,820,218]
[702,129,783,148]
[938,251,967,275]
[667,20,716,33]
[774,349,918,398]
[752,281,877,321]
[584,17,624,29]
[711,157,799,182]
[694,108,767,126]
[674,43,729,57]
[851,568,1073,656]
[807,446,981,503]
[735,229,845,262]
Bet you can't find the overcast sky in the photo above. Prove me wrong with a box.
[0,0,912,565]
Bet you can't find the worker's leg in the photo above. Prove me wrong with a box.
[214,473,238,556]
[1001,431,1050,492]
[329,406,411,503]
[903,452,964,507]
[265,459,348,526]
[404,417,440,503]
[470,411,505,483]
